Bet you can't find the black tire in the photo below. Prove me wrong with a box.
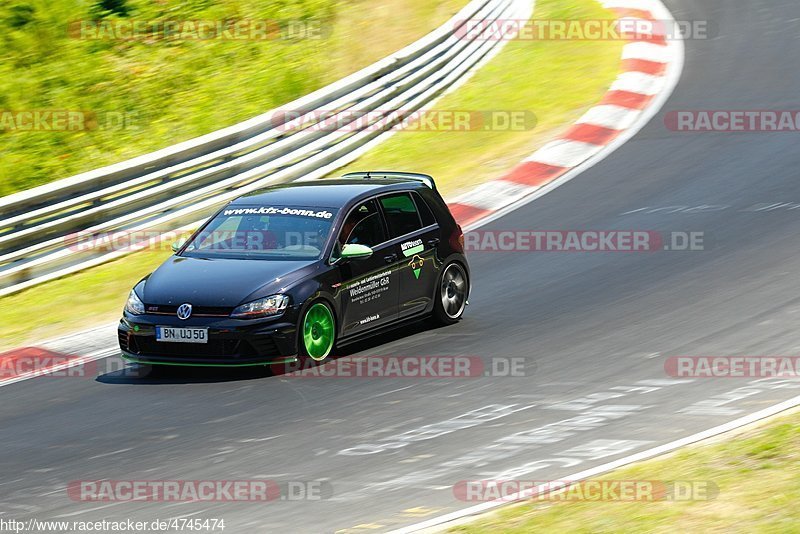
[432,262,468,325]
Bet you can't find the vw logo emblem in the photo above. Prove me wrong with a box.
[176,303,193,320]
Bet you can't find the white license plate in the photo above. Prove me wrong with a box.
[156,327,208,344]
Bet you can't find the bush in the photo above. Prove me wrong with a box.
[95,0,130,17]
[4,3,36,28]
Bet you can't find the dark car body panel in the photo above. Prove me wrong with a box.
[143,257,319,308]
[119,177,469,366]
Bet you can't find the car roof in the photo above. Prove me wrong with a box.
[229,178,429,209]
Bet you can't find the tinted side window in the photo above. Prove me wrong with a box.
[380,193,422,238]
[412,192,437,227]
[339,199,386,247]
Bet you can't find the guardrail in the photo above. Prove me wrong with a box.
[0,0,532,296]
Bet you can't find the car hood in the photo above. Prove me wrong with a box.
[142,256,318,308]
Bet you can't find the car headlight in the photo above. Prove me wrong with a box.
[231,294,289,319]
[125,289,145,315]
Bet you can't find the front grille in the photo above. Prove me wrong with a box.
[144,304,233,317]
[133,337,242,358]
[118,330,130,351]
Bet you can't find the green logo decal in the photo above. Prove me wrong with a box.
[408,254,424,280]
[401,239,425,258]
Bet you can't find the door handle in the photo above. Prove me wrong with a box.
[384,254,398,263]
[427,238,440,247]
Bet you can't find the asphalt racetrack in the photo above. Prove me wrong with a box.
[3,0,800,531]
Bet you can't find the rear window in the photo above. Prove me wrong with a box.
[379,193,424,238]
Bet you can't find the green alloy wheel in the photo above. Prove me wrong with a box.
[302,302,335,361]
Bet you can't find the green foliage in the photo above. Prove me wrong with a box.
[93,0,130,17]
[0,0,467,349]
[5,3,37,28]
[0,0,461,196]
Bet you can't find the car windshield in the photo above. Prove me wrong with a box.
[181,205,338,260]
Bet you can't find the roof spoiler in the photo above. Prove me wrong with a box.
[342,171,436,191]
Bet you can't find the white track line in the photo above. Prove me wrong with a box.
[0,347,119,388]
[577,105,642,130]
[610,71,667,95]
[527,139,606,167]
[452,181,539,210]
[622,41,674,63]
[388,392,800,533]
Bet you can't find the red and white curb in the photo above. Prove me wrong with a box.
[0,322,118,387]
[446,0,684,231]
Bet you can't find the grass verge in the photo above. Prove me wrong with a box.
[0,250,169,351]
[0,0,624,350]
[0,0,465,196]
[451,409,800,533]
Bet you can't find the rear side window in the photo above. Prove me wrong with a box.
[412,192,437,227]
[380,193,422,238]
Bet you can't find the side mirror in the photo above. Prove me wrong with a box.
[340,243,373,261]
[171,237,188,253]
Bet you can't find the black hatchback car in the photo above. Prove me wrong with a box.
[118,172,470,367]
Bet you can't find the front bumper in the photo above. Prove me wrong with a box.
[118,309,300,366]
